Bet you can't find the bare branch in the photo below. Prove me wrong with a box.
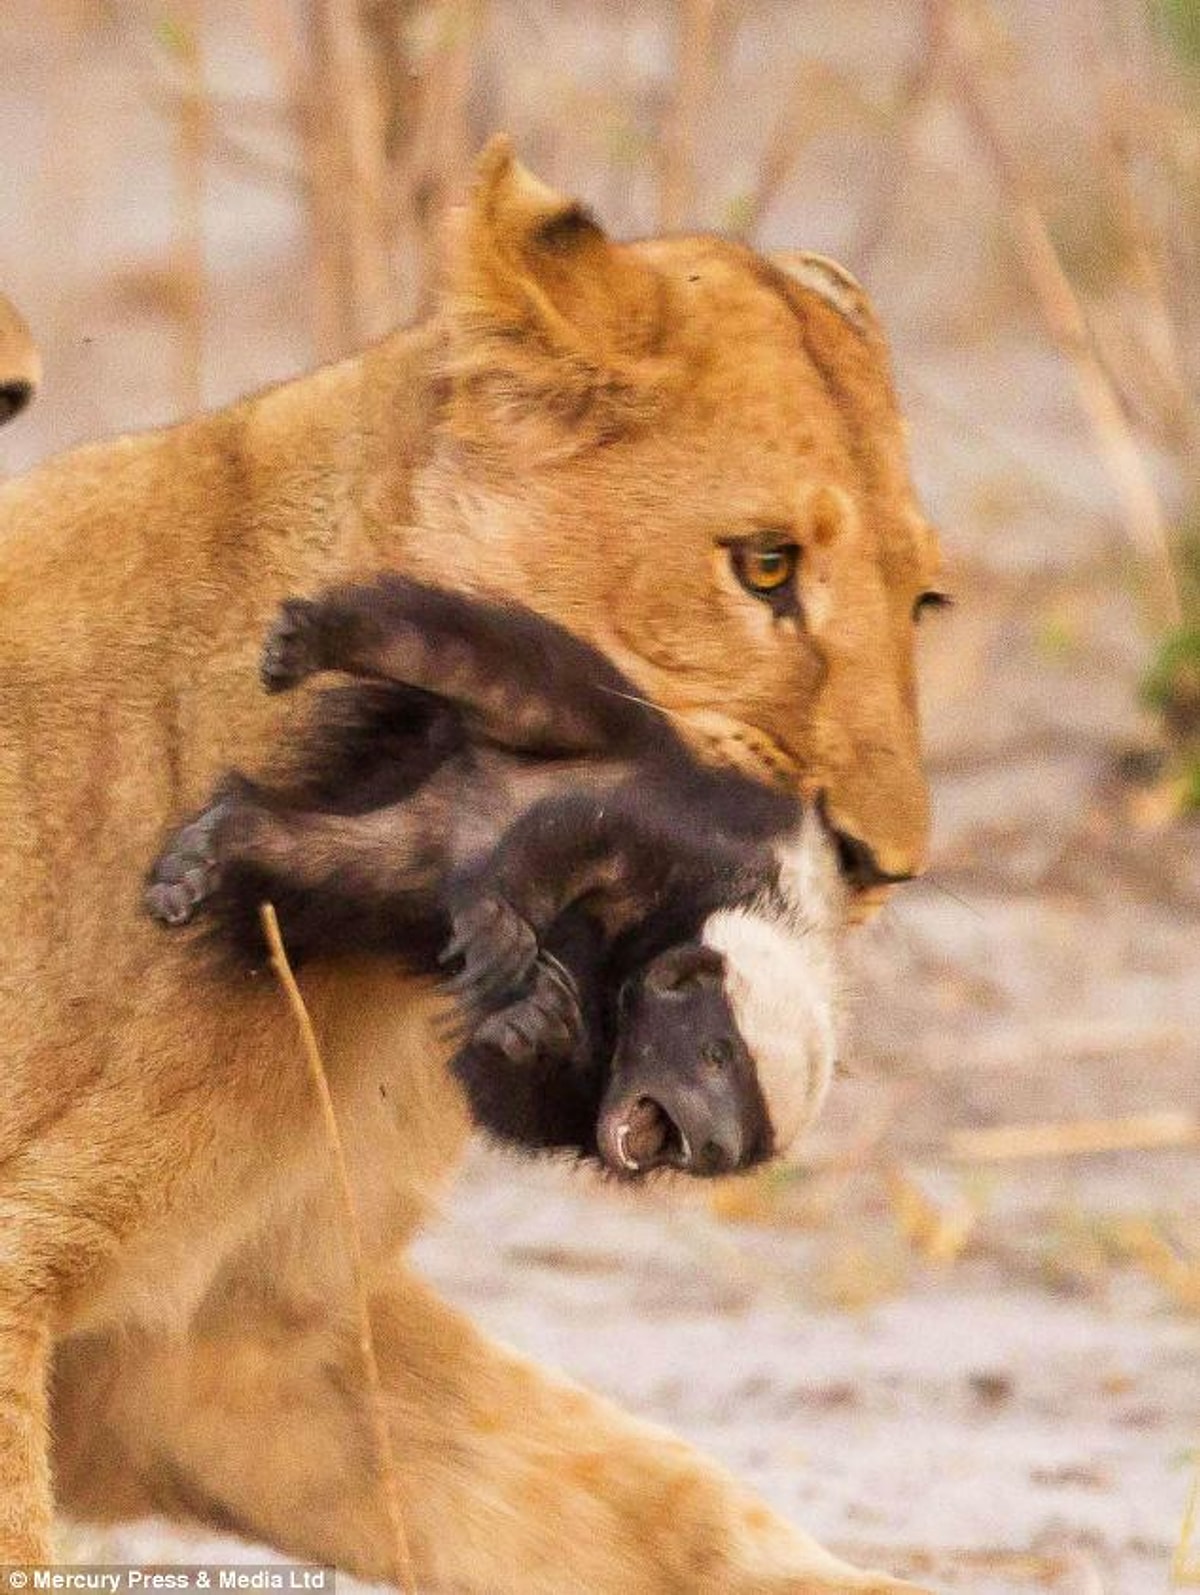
[659,0,721,230]
[261,903,417,1595]
[938,0,1183,631]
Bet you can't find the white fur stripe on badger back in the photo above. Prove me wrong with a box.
[701,809,843,1154]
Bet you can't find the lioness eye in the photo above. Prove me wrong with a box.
[913,590,953,622]
[728,541,800,612]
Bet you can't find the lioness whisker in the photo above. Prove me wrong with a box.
[593,683,693,726]
[919,874,985,919]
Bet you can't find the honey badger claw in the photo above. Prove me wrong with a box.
[472,954,585,1066]
[441,895,539,1009]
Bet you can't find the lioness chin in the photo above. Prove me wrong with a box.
[0,139,939,1593]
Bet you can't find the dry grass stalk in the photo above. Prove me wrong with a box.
[255,0,387,358]
[938,0,1183,631]
[949,1110,1200,1163]
[258,0,480,344]
[304,0,395,352]
[853,0,953,264]
[1111,1216,1200,1315]
[884,1162,977,1263]
[1175,1460,1200,1588]
[252,0,350,359]
[318,0,394,336]
[389,0,483,316]
[260,903,417,1595]
[1093,70,1197,452]
[659,0,721,230]
[171,0,208,416]
[739,60,879,241]
[832,1542,1075,1583]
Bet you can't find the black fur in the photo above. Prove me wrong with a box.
[147,577,802,1168]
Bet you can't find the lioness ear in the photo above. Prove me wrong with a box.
[771,249,908,487]
[443,137,669,435]
[770,251,879,338]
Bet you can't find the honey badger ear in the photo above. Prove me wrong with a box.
[443,137,669,432]
[770,251,880,340]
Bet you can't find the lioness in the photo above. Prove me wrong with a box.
[0,141,942,1592]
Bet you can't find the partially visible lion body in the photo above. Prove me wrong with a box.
[0,145,939,1593]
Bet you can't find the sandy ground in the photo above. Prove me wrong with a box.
[61,1132,1200,1593]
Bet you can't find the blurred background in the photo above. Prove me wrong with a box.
[4,2,1199,1590]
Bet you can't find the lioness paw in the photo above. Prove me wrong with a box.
[440,895,539,1010]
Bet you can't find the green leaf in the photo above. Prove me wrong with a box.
[1157,0,1200,67]
[155,14,196,62]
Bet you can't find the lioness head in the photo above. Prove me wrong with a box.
[411,140,944,906]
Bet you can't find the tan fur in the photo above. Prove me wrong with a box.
[0,140,937,1592]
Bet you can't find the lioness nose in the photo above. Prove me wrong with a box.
[0,379,33,424]
[598,1088,745,1178]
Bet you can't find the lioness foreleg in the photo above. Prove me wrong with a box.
[0,1294,53,1563]
[54,1264,922,1595]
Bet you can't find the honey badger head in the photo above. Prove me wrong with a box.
[596,808,843,1178]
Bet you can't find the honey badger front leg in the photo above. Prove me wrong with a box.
[144,773,443,950]
[261,574,666,757]
[441,785,758,1013]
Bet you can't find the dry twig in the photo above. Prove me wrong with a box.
[950,1110,1200,1163]
[260,903,417,1595]
[937,0,1183,631]
[389,0,483,316]
[739,60,881,241]
[1176,1461,1200,1588]
[307,0,395,349]
[659,0,721,230]
[170,0,208,415]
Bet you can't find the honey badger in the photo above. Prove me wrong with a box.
[147,576,843,1176]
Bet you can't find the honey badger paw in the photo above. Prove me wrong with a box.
[260,597,329,693]
[470,953,585,1064]
[144,798,231,925]
[440,894,539,1009]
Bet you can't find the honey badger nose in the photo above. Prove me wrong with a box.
[598,1087,745,1177]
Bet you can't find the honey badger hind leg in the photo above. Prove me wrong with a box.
[144,778,250,925]
[438,785,684,1019]
[259,575,673,757]
[260,596,341,693]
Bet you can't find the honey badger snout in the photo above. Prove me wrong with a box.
[597,942,772,1178]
